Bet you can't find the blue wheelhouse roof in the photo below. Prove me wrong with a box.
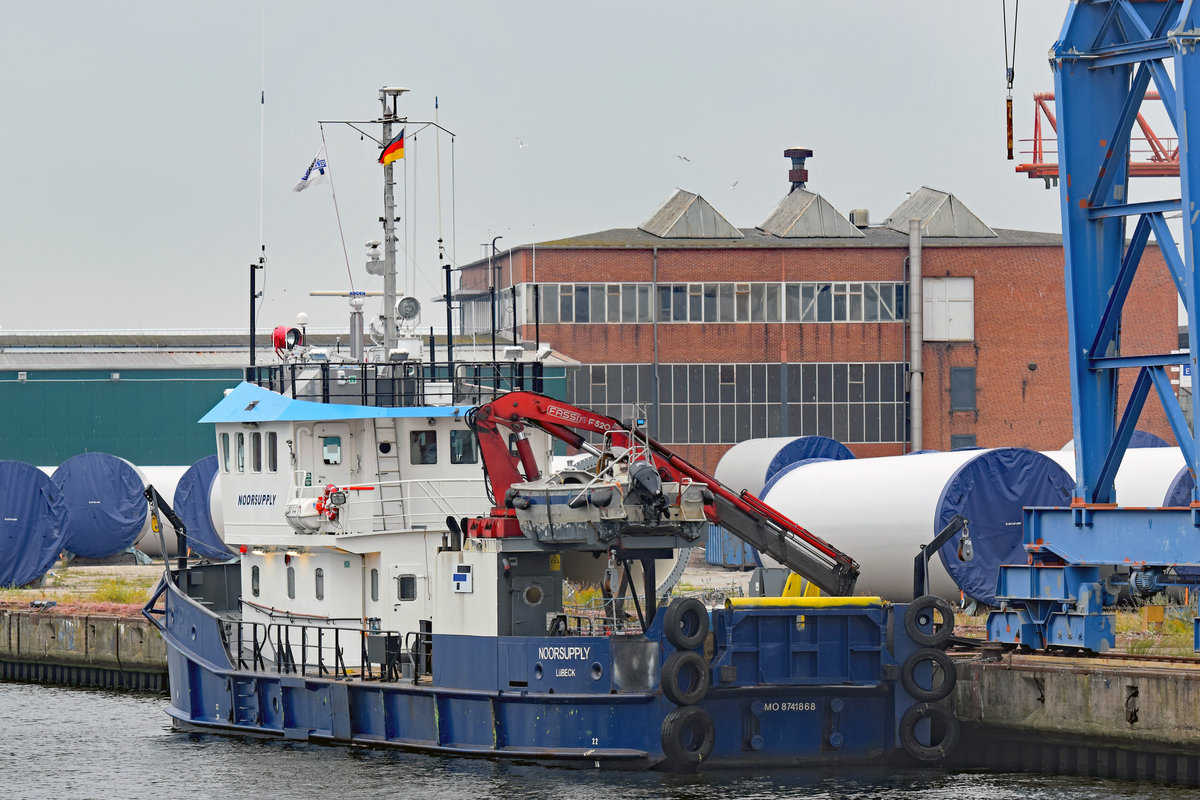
[200,382,469,424]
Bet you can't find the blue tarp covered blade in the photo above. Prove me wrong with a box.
[175,455,233,560]
[0,461,68,587]
[52,453,147,559]
[936,448,1075,606]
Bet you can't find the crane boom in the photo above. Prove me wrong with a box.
[468,391,859,596]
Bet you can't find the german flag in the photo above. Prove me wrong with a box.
[379,128,405,165]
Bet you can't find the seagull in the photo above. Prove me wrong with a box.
[728,179,739,189]
[675,154,691,162]
[516,137,529,149]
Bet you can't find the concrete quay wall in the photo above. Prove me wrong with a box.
[0,609,167,692]
[952,654,1200,784]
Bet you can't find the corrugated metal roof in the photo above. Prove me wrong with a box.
[0,351,249,370]
[882,187,997,238]
[524,226,1059,252]
[0,328,348,349]
[638,189,744,239]
[759,189,864,238]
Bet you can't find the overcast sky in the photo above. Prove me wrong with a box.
[0,1,1074,332]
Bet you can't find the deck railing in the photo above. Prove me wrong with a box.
[244,360,550,408]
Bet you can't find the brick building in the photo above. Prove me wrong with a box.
[456,163,1177,472]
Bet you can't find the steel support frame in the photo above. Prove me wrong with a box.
[1056,0,1197,506]
[991,1,1200,652]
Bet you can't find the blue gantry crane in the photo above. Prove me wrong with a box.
[988,0,1200,652]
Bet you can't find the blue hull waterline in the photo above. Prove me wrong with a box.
[146,576,951,769]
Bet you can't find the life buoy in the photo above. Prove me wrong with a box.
[900,647,956,702]
[661,649,709,706]
[898,702,959,762]
[660,705,715,768]
[663,597,709,650]
[904,595,954,647]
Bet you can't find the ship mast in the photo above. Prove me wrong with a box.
[379,87,408,357]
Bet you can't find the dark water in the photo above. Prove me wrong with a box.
[0,682,1190,800]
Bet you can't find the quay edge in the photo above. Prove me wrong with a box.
[0,608,167,693]
[950,654,1200,784]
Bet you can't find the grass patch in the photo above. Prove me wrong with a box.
[88,578,155,605]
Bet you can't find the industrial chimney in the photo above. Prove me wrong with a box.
[784,148,813,193]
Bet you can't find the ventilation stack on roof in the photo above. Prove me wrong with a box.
[637,189,744,239]
[784,148,813,193]
[759,149,864,238]
[883,187,997,238]
[849,209,870,228]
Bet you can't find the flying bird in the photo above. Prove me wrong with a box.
[516,137,529,149]
[728,179,739,189]
[675,154,691,162]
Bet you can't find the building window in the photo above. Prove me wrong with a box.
[621,284,636,323]
[286,566,296,600]
[568,361,907,445]
[397,574,417,602]
[924,276,975,341]
[950,367,977,411]
[951,434,978,449]
[450,429,477,464]
[251,565,260,597]
[315,567,325,601]
[410,430,437,464]
[370,568,379,602]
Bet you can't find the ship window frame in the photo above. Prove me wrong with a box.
[236,432,245,473]
[267,432,278,473]
[410,430,438,465]
[251,565,260,597]
[251,431,262,473]
[220,433,231,472]
[450,429,478,464]
[286,566,296,600]
[370,568,379,602]
[322,436,342,466]
[315,567,325,601]
[397,574,417,602]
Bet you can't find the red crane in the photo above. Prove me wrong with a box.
[465,391,860,596]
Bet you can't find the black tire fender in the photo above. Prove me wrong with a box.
[661,649,710,706]
[898,702,959,762]
[660,705,716,768]
[900,647,956,702]
[904,595,954,647]
[663,597,709,650]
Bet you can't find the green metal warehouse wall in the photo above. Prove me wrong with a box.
[0,370,242,466]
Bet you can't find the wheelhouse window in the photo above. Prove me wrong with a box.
[251,432,262,473]
[450,429,477,464]
[220,433,231,472]
[267,432,278,472]
[410,430,437,464]
[236,432,245,473]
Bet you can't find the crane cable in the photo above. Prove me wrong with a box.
[1003,0,1020,160]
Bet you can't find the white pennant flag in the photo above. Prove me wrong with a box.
[293,145,329,192]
